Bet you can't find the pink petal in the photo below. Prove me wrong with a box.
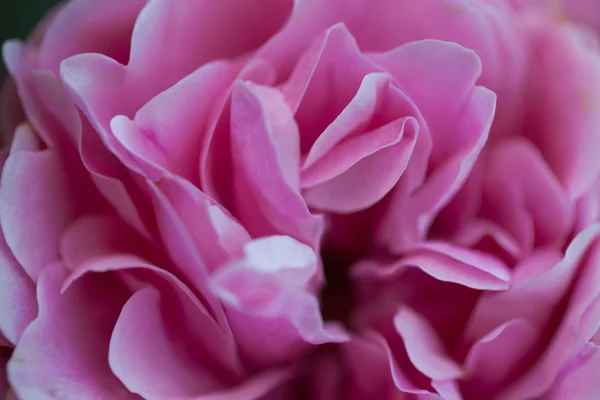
[370,40,482,167]
[462,224,600,399]
[188,368,294,400]
[3,41,148,238]
[450,220,522,261]
[564,0,600,34]
[575,175,600,234]
[347,0,527,138]
[109,61,238,183]
[3,40,80,151]
[212,236,348,367]
[511,249,563,286]
[280,23,382,149]
[109,288,226,399]
[0,225,36,346]
[199,59,277,208]
[80,118,156,240]
[229,81,323,248]
[522,21,600,199]
[145,177,229,327]
[60,0,292,144]
[372,47,496,252]
[302,116,418,213]
[301,73,419,213]
[411,86,495,239]
[354,241,511,291]
[154,175,251,273]
[542,343,600,400]
[0,149,36,345]
[8,263,136,399]
[0,131,78,280]
[394,307,464,381]
[37,0,147,72]
[364,329,436,395]
[462,318,538,397]
[59,214,241,378]
[481,138,573,253]
[432,380,463,400]
[128,0,291,82]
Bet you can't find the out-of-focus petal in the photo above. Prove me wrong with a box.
[8,264,136,399]
[229,81,323,249]
[542,343,600,400]
[212,236,348,368]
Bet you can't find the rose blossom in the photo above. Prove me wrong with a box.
[1,0,600,399]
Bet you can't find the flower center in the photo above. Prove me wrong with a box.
[319,246,356,327]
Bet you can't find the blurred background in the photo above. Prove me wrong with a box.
[1,0,60,72]
[1,0,59,42]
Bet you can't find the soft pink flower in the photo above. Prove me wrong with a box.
[1,0,600,399]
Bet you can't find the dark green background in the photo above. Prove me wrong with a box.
[1,0,60,72]
[1,1,60,42]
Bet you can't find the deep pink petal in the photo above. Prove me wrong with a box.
[354,241,511,292]
[229,81,323,248]
[279,23,382,150]
[0,149,36,345]
[59,214,242,379]
[462,224,600,399]
[522,20,600,199]
[109,288,226,399]
[370,40,482,167]
[8,263,136,399]
[38,0,146,72]
[145,177,229,327]
[109,61,238,183]
[394,307,464,381]
[60,0,292,142]
[300,73,419,213]
[481,138,573,254]
[211,235,348,368]
[542,343,600,400]
[462,319,538,397]
[376,78,495,253]
[0,129,78,280]
[154,175,251,273]
[0,226,36,346]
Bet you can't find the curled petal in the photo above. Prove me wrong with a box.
[8,264,134,399]
[229,81,323,248]
[212,236,348,367]
[542,343,600,400]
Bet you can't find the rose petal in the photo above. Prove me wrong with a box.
[0,149,36,345]
[480,138,573,254]
[154,175,251,273]
[212,236,348,367]
[109,288,226,399]
[229,81,323,248]
[394,307,464,381]
[542,343,600,400]
[522,21,600,199]
[59,214,241,378]
[38,0,146,72]
[145,177,229,326]
[354,241,511,291]
[109,61,238,182]
[301,73,419,213]
[463,224,600,399]
[8,263,135,399]
[462,318,538,397]
[0,130,78,280]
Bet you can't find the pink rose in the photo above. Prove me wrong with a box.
[1,0,600,399]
